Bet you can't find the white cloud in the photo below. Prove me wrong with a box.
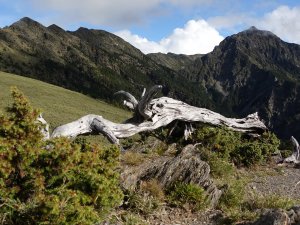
[114,30,165,53]
[115,19,224,54]
[207,14,248,30]
[256,6,300,44]
[29,0,163,27]
[28,0,215,27]
[207,5,300,45]
[161,20,224,54]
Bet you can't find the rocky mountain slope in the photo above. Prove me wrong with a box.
[0,18,299,139]
[150,27,300,139]
[194,27,300,139]
[0,17,210,106]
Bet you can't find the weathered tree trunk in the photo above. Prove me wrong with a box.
[49,85,267,145]
[284,136,300,163]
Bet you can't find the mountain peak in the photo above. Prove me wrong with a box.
[19,17,42,26]
[48,24,65,33]
[20,17,36,23]
[239,26,277,38]
[10,17,44,29]
[248,26,258,31]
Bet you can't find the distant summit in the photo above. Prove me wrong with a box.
[10,17,43,28]
[47,24,65,34]
[239,26,277,38]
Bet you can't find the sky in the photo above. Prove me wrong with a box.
[0,0,299,55]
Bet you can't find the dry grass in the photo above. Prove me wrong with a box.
[121,151,146,166]
[140,179,165,200]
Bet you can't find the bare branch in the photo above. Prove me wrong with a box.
[114,90,138,110]
[36,113,50,140]
[91,118,119,145]
[138,85,163,119]
[184,123,194,140]
[284,136,300,163]
[50,96,267,147]
[141,88,146,98]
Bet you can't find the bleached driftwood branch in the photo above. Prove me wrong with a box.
[36,113,50,140]
[284,136,300,163]
[48,85,267,146]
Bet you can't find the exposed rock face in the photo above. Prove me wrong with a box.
[250,206,300,225]
[253,209,290,225]
[121,144,222,207]
[151,27,300,140]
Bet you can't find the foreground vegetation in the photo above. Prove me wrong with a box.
[119,122,298,224]
[0,88,123,224]
[0,78,298,224]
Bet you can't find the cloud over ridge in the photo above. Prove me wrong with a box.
[115,20,224,54]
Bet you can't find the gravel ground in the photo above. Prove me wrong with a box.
[145,207,223,225]
[105,162,300,225]
[248,165,300,199]
[144,165,300,225]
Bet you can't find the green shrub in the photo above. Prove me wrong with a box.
[218,179,246,209]
[199,147,234,178]
[0,88,123,224]
[246,193,296,210]
[166,182,208,211]
[192,125,280,167]
[194,125,239,160]
[120,213,148,225]
[231,142,264,167]
[217,179,258,224]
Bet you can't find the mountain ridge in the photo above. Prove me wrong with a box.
[0,17,299,139]
[0,17,210,105]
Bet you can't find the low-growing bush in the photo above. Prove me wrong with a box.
[192,125,280,167]
[218,179,246,209]
[245,192,296,210]
[217,180,298,223]
[199,147,234,178]
[217,178,258,224]
[166,182,208,211]
[0,88,123,224]
[119,212,148,225]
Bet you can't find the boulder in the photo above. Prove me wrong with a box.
[121,144,222,207]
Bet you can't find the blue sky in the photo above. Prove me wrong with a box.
[0,0,299,54]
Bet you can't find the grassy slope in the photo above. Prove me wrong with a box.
[0,71,131,130]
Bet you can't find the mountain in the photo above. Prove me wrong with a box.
[0,17,211,107]
[147,52,202,72]
[148,27,300,139]
[190,26,300,139]
[0,18,300,139]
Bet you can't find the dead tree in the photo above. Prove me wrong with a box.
[46,85,267,146]
[284,136,300,163]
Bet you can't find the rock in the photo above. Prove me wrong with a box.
[253,209,290,225]
[121,144,222,207]
[289,206,300,224]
